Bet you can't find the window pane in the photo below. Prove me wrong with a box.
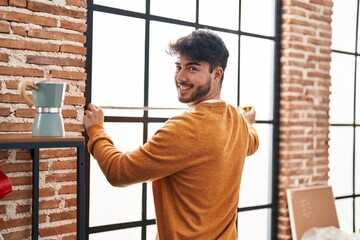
[210,30,239,107]
[94,0,145,13]
[239,124,272,207]
[331,0,357,52]
[147,182,156,219]
[240,36,274,121]
[356,128,360,194]
[92,12,145,117]
[89,123,144,226]
[237,209,270,239]
[148,21,193,118]
[329,53,355,124]
[356,58,360,123]
[335,198,354,234]
[150,0,196,22]
[241,0,275,36]
[147,224,157,240]
[356,198,360,232]
[329,126,354,196]
[147,123,164,219]
[89,227,141,240]
[199,0,239,30]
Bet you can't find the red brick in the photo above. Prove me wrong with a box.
[27,1,86,19]
[0,21,10,33]
[0,0,8,5]
[26,55,86,67]
[78,84,85,92]
[310,0,333,7]
[0,107,10,116]
[40,223,77,237]
[0,10,57,27]
[1,162,32,172]
[41,149,76,159]
[40,187,56,197]
[11,25,27,36]
[0,204,6,213]
[59,184,77,195]
[0,66,44,77]
[0,122,32,132]
[15,150,32,160]
[10,175,32,186]
[9,0,26,7]
[16,204,31,214]
[61,19,87,32]
[0,52,9,62]
[49,209,77,222]
[0,36,62,51]
[62,234,77,240]
[28,28,86,43]
[65,0,86,8]
[60,44,87,55]
[0,150,9,159]
[65,122,84,132]
[7,80,33,90]
[65,197,77,207]
[15,108,36,118]
[5,188,31,200]
[45,172,77,183]
[63,109,78,118]
[51,159,77,170]
[283,0,317,11]
[0,93,29,104]
[0,216,32,229]
[39,199,61,209]
[2,228,31,240]
[64,96,86,106]
[51,69,87,81]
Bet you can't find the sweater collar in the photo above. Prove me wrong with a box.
[189,99,225,111]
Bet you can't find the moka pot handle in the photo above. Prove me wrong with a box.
[18,80,39,107]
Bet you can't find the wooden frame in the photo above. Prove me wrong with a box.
[286,185,339,240]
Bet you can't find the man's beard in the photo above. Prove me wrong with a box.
[179,78,212,103]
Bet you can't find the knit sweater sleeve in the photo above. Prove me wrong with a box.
[246,124,259,156]
[86,117,196,187]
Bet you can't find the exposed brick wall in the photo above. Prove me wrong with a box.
[0,0,87,239]
[278,0,333,239]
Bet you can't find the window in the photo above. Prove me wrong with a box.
[330,0,360,234]
[85,0,281,239]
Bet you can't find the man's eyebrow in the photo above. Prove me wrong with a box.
[175,61,202,66]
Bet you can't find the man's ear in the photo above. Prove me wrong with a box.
[213,66,224,81]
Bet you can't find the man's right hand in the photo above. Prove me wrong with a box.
[84,103,104,131]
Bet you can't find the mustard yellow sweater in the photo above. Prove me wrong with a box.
[87,101,259,239]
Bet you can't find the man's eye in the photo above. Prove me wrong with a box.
[189,67,197,71]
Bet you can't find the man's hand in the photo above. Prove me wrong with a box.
[238,106,256,125]
[84,103,104,131]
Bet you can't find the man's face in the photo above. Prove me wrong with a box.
[174,56,220,107]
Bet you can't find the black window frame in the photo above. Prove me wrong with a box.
[84,0,282,239]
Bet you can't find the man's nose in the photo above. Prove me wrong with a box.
[176,69,187,82]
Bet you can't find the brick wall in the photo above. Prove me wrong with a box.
[278,0,333,239]
[0,0,87,239]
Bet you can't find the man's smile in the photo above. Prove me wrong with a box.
[177,84,192,93]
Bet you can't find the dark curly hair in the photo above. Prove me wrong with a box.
[167,29,230,82]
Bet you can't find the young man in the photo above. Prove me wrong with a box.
[84,29,259,239]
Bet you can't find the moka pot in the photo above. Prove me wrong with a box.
[18,80,66,137]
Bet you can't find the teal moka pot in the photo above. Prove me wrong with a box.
[18,80,66,137]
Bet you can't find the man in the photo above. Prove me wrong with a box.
[84,29,259,239]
